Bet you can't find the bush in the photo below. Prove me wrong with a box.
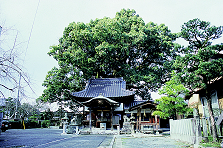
[41,120,50,128]
[9,120,42,129]
[24,120,40,128]
[9,121,23,129]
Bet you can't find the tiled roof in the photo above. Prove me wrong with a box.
[128,100,157,111]
[82,94,119,106]
[72,78,134,99]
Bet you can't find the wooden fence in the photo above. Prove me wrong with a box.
[170,118,196,144]
[170,117,223,144]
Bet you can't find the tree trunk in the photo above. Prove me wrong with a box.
[206,94,218,142]
[172,101,177,120]
[203,76,218,142]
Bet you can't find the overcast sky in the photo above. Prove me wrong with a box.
[0,0,223,105]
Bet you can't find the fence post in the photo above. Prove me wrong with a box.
[169,119,173,139]
[216,124,222,137]
[207,118,212,135]
[201,117,208,142]
[194,109,202,148]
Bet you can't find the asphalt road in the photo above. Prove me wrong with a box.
[0,128,113,148]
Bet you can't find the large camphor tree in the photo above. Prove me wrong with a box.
[174,18,223,142]
[39,9,178,107]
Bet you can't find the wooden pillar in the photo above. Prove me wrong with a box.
[83,106,85,128]
[111,106,113,130]
[139,108,142,131]
[83,106,85,120]
[89,108,92,130]
[136,111,139,132]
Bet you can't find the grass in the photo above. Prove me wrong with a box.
[200,136,222,148]
[200,142,221,148]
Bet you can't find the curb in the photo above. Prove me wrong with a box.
[109,135,116,148]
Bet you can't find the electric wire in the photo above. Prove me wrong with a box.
[24,0,40,59]
[21,0,40,104]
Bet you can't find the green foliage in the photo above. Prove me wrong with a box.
[174,18,223,90]
[19,103,40,118]
[200,136,221,148]
[40,9,177,103]
[174,18,223,142]
[181,18,222,49]
[41,120,51,128]
[3,97,40,119]
[40,109,54,120]
[153,72,191,119]
[24,120,40,128]
[29,114,39,123]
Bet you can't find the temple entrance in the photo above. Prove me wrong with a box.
[82,94,119,129]
[95,110,111,128]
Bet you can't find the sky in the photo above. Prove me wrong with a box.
[0,0,223,106]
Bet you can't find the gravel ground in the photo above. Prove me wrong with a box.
[0,128,193,148]
[113,135,192,148]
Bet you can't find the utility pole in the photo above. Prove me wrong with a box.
[15,73,21,119]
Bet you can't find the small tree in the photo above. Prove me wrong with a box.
[153,72,191,119]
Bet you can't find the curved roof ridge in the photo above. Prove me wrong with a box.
[72,77,134,99]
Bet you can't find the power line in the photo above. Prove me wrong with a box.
[24,0,40,59]
[21,0,40,104]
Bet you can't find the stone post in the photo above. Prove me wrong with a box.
[76,126,79,134]
[131,124,134,134]
[201,117,208,142]
[62,121,68,134]
[61,113,69,135]
[117,125,120,135]
[193,108,202,148]
[155,115,159,135]
[130,113,135,134]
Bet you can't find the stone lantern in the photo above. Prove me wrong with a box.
[130,113,136,134]
[61,113,69,134]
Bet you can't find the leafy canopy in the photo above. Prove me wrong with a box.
[153,72,191,119]
[174,18,223,90]
[39,9,177,103]
[174,18,223,142]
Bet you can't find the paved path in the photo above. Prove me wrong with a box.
[0,129,113,148]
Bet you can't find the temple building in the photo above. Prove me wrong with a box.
[71,77,160,131]
[72,77,134,129]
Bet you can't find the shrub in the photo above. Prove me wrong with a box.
[41,120,50,128]
[9,121,22,129]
